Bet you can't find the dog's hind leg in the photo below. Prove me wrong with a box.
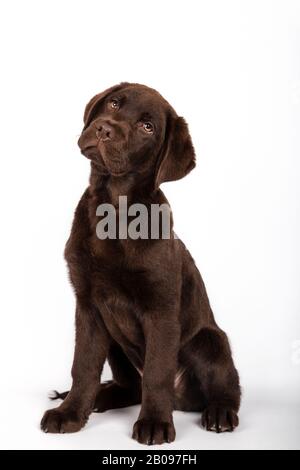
[180,326,241,433]
[93,380,141,412]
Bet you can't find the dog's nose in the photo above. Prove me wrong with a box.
[95,122,113,141]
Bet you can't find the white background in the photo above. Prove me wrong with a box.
[0,0,299,450]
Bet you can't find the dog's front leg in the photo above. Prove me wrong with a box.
[132,315,180,445]
[41,302,109,433]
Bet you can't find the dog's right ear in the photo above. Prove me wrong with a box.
[83,83,129,129]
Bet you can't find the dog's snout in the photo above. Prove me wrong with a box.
[95,121,113,142]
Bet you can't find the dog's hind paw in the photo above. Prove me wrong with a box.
[201,406,239,433]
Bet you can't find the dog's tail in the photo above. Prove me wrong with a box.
[48,390,69,401]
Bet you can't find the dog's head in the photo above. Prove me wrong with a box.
[78,83,196,188]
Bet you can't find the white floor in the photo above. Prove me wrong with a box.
[1,384,299,450]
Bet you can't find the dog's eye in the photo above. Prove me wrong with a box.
[143,122,154,134]
[110,99,120,110]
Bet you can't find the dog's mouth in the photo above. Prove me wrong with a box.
[101,157,129,176]
[78,131,130,176]
[80,144,128,177]
[95,139,128,175]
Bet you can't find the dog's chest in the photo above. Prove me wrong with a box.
[88,242,149,347]
[102,296,144,352]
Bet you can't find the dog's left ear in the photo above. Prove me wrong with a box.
[155,115,196,188]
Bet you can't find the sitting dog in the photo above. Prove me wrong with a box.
[41,83,241,445]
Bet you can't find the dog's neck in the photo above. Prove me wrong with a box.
[89,162,157,206]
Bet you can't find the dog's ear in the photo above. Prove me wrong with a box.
[83,82,129,129]
[155,114,196,188]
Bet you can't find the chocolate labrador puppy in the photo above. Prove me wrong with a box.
[41,83,241,445]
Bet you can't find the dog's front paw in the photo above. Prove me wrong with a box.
[40,407,86,434]
[201,405,239,433]
[132,419,176,445]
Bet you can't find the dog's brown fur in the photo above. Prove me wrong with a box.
[41,83,241,444]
